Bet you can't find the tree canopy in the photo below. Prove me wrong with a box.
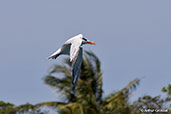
[0,51,171,114]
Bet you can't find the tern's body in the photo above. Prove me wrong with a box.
[48,34,96,91]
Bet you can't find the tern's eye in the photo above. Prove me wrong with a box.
[82,38,87,41]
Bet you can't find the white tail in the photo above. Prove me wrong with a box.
[48,48,61,59]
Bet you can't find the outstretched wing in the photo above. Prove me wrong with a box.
[69,38,82,63]
[72,47,83,91]
[48,48,61,59]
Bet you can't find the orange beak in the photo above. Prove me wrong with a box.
[87,41,96,45]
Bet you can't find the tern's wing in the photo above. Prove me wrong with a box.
[69,38,82,64]
[72,47,83,91]
[48,43,71,59]
[48,48,61,59]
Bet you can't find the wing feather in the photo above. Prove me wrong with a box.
[72,47,83,91]
[70,38,82,62]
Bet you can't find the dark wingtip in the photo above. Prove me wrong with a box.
[47,56,52,59]
[71,86,75,94]
[47,56,57,59]
[72,84,76,91]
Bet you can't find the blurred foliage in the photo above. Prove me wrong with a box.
[0,101,47,114]
[1,51,171,114]
[162,84,171,96]
[0,101,16,114]
[35,51,139,114]
[132,95,171,113]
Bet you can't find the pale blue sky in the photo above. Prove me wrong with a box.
[0,0,171,105]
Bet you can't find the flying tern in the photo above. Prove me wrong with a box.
[48,34,96,91]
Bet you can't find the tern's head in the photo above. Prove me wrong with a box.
[80,35,96,45]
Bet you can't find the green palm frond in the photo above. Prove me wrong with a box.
[35,101,67,108]
[35,101,68,113]
[162,84,171,96]
[76,80,96,104]
[15,103,42,113]
[105,79,140,103]
[49,65,72,78]
[59,103,84,114]
[103,79,140,112]
[120,78,140,94]
[44,64,74,101]
[44,75,74,101]
[36,102,84,114]
[44,51,103,102]
[82,51,103,102]
[42,51,141,114]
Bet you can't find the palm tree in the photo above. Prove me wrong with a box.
[36,51,139,114]
[0,101,47,114]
